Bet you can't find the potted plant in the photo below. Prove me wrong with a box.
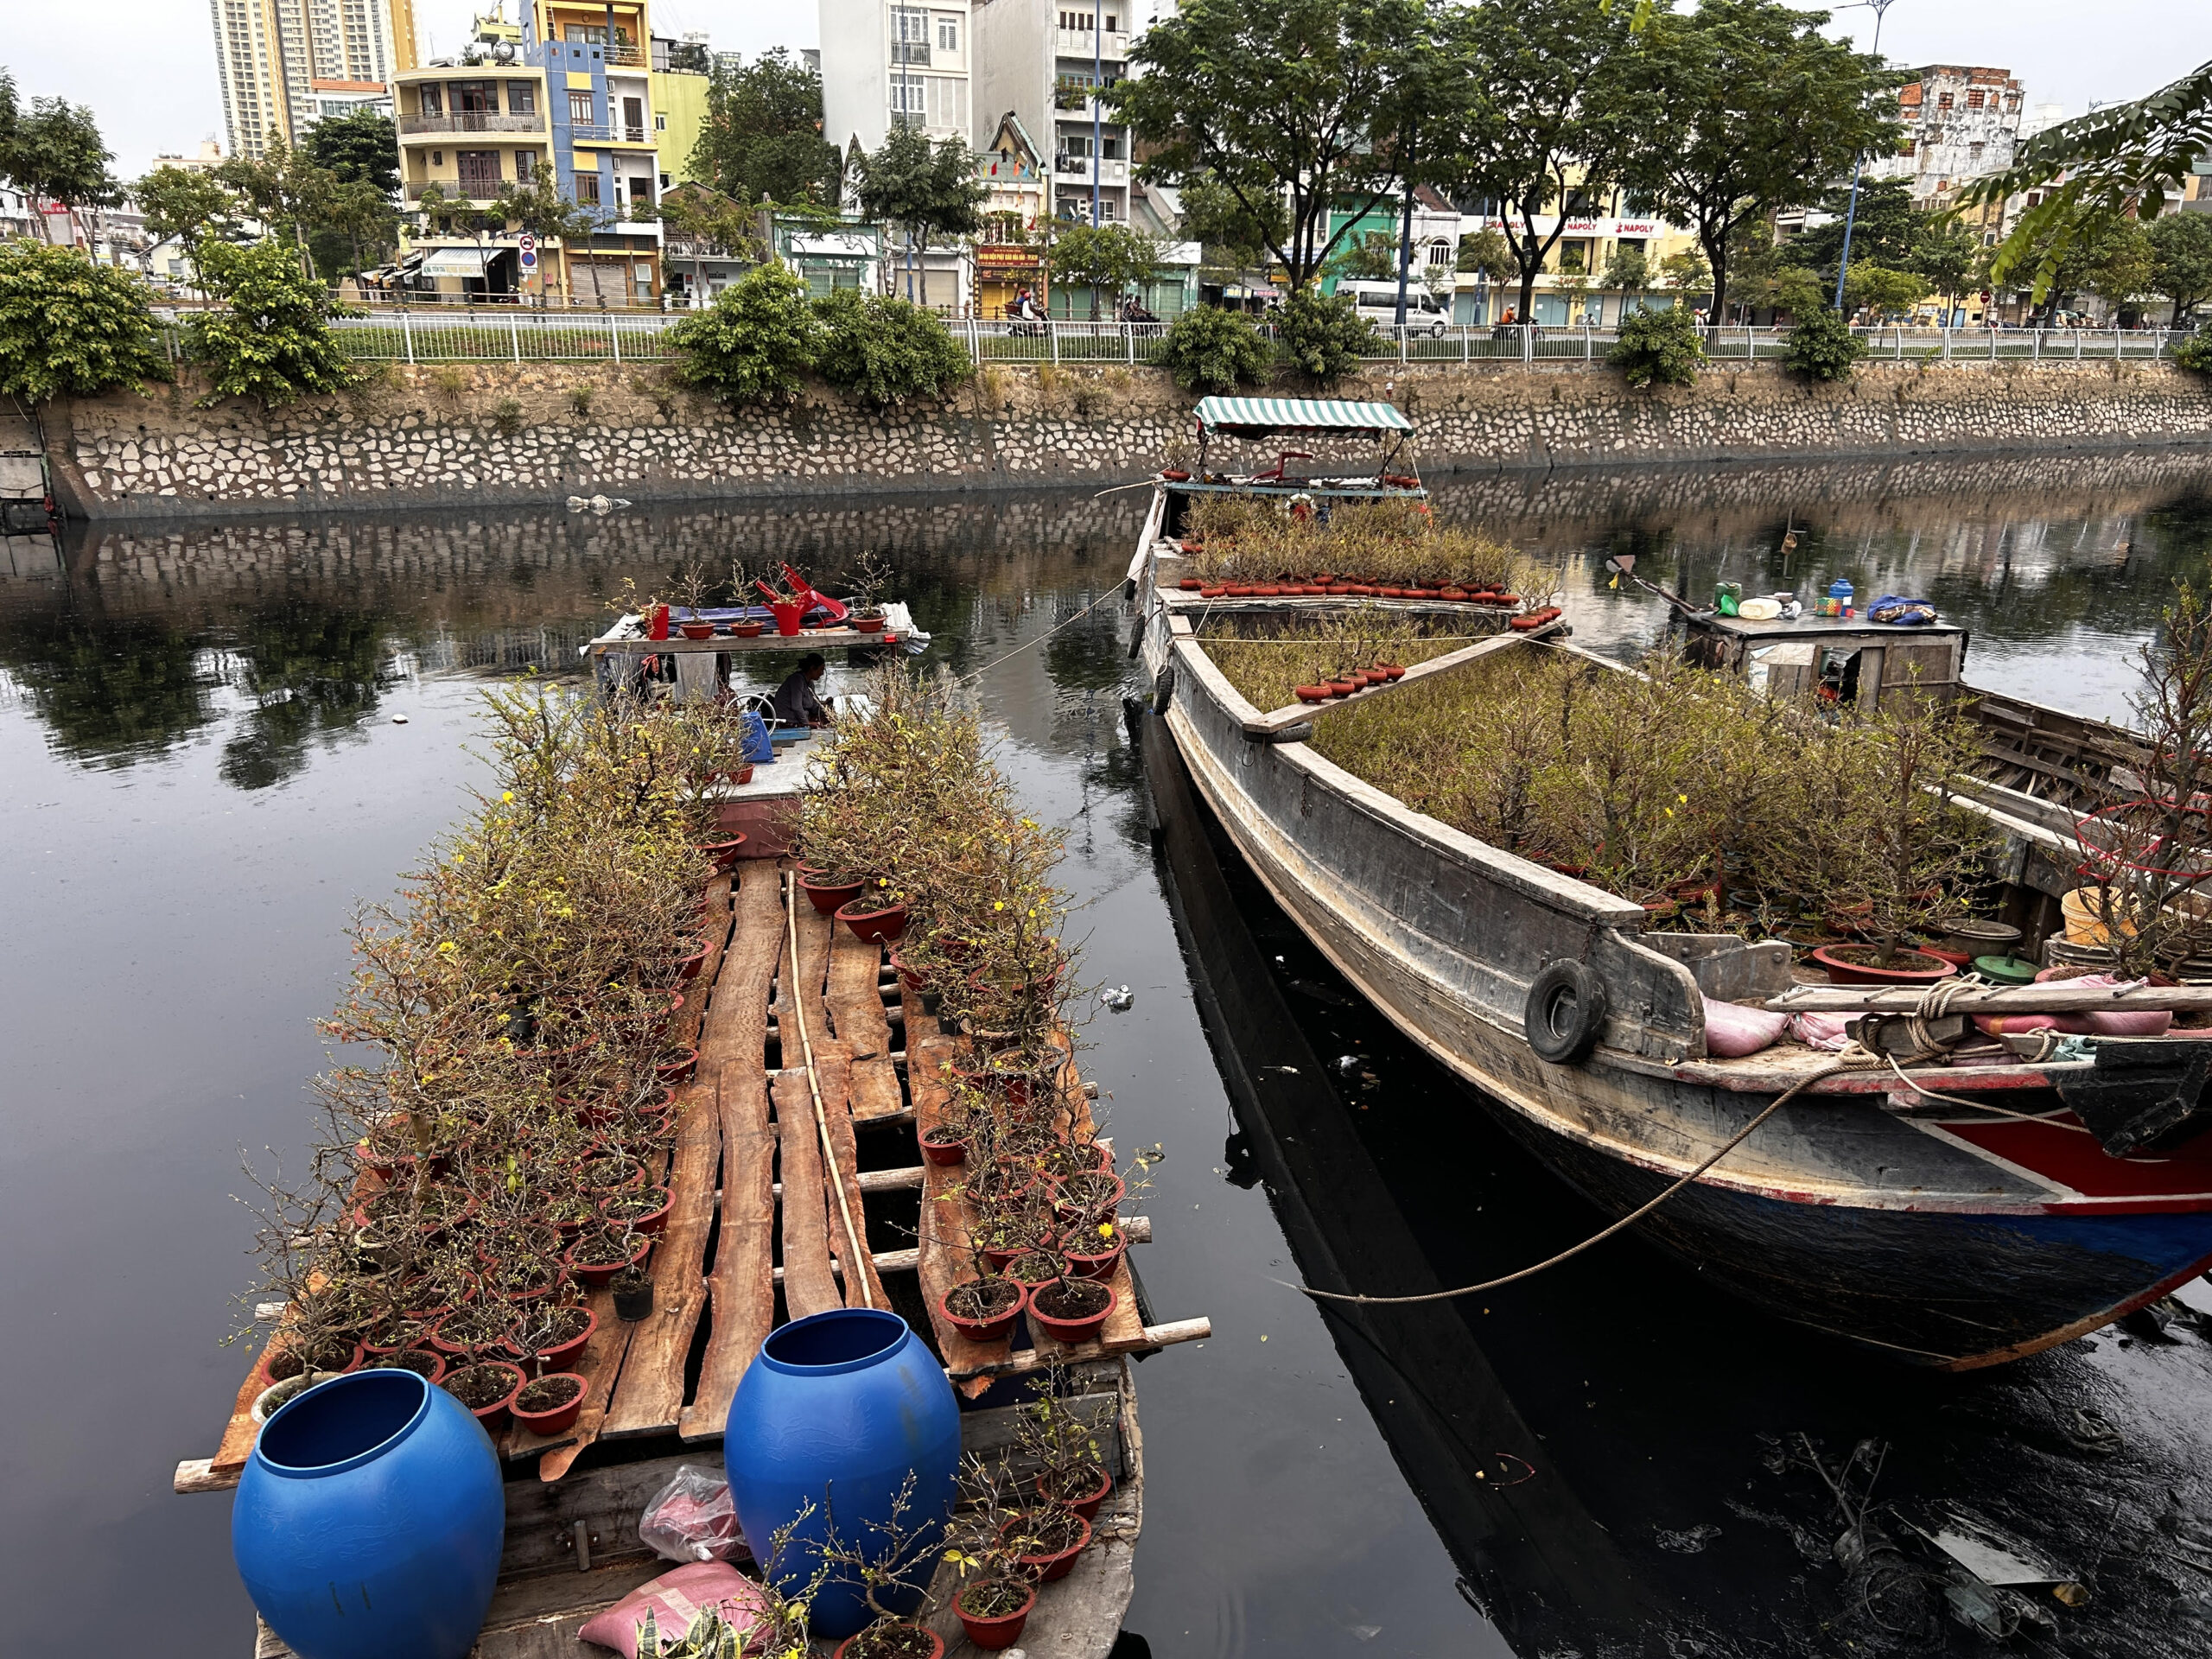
[1015,1370,1114,1522]
[510,1371,588,1436]
[758,569,811,637]
[1026,1273,1115,1344]
[843,550,894,636]
[612,1262,656,1322]
[820,1471,954,1659]
[672,561,717,640]
[943,1459,1042,1651]
[1001,1502,1091,1583]
[837,882,910,944]
[726,557,766,638]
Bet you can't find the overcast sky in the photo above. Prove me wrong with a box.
[6,2,2201,181]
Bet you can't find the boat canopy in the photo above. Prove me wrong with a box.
[1193,397,1413,439]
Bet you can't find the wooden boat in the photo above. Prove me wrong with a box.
[1130,397,2212,1371]
[178,855,1203,1656]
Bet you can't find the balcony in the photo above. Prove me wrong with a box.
[1053,155,1128,186]
[399,112,546,137]
[568,123,615,142]
[408,181,505,203]
[1056,29,1128,60]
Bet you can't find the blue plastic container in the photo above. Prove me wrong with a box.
[726,1308,961,1638]
[232,1370,505,1659]
[1827,576,1854,616]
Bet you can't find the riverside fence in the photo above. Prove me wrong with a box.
[155,311,2197,371]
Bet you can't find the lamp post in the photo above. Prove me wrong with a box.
[1832,0,1902,315]
[1092,6,1103,227]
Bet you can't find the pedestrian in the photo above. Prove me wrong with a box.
[770,652,836,729]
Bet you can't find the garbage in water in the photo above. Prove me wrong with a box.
[1101,985,1135,1011]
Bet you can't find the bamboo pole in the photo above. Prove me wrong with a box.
[1766,982,2212,1014]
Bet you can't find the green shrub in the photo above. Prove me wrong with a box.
[666,264,820,405]
[0,241,171,404]
[2172,333,2212,376]
[811,290,971,406]
[1275,287,1381,384]
[1783,306,1869,383]
[1158,305,1272,393]
[493,396,524,435]
[184,241,356,406]
[1606,304,1705,389]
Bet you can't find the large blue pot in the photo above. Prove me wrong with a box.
[727,1308,960,1638]
[232,1369,505,1659]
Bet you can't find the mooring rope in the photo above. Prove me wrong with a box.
[784,870,874,1307]
[1287,1047,1891,1307]
[954,584,1122,686]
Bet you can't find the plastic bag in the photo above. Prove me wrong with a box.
[737,711,774,766]
[578,1562,769,1657]
[1703,995,1789,1058]
[639,1464,748,1564]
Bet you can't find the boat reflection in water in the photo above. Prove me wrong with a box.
[1135,704,2212,1659]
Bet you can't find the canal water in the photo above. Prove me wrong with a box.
[5,448,2212,1656]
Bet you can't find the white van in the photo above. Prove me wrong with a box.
[1340,279,1449,335]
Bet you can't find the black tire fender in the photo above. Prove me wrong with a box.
[1524,961,1608,1065]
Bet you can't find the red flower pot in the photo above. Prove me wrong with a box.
[527,1306,596,1374]
[1037,1465,1114,1522]
[836,898,908,944]
[698,834,747,871]
[767,599,806,636]
[918,1128,970,1166]
[836,1626,945,1659]
[732,620,765,639]
[1160,467,1191,481]
[1179,577,1204,590]
[675,942,710,982]
[1376,664,1406,681]
[888,950,925,991]
[954,1583,1035,1651]
[802,873,865,913]
[509,1371,588,1436]
[1326,681,1357,697]
[1808,944,1960,987]
[1061,1228,1127,1281]
[679,620,715,641]
[1004,1511,1093,1582]
[1027,1282,1116,1344]
[444,1359,524,1434]
[938,1279,1025,1344]
[646,604,670,640]
[601,1186,674,1236]
[564,1233,652,1287]
[1199,586,1225,598]
[1294,685,1329,703]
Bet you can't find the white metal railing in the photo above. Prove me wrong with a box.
[398,112,544,135]
[182,311,2196,369]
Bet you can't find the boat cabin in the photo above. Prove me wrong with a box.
[1682,612,1967,712]
[1160,397,1423,543]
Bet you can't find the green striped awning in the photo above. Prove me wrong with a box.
[1193,397,1413,437]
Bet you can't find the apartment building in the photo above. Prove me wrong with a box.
[970,0,1133,226]
[820,0,976,162]
[1872,65,2026,208]
[208,0,397,161]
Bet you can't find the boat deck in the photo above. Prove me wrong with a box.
[177,857,1206,1656]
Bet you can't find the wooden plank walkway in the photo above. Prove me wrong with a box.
[181,860,1205,1497]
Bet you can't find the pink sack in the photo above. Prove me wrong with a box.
[577,1562,772,1658]
[1704,995,1789,1058]
[1787,1011,1852,1052]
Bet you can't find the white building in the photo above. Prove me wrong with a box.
[819,0,976,161]
[208,0,398,161]
[1869,64,2026,208]
[971,0,1134,225]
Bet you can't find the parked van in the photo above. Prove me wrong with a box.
[1339,280,1449,335]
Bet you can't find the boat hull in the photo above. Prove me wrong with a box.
[1134,500,2212,1367]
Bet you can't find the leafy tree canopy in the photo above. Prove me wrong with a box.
[1175,174,1287,277]
[2148,211,2212,323]
[667,262,819,405]
[1608,303,1704,387]
[135,163,241,262]
[1158,304,1271,391]
[0,240,170,402]
[1110,0,1440,290]
[1046,223,1163,315]
[1614,0,1897,321]
[1456,226,1513,280]
[1275,287,1378,382]
[852,124,985,301]
[2,86,121,241]
[692,48,842,208]
[184,239,357,406]
[302,109,400,194]
[811,289,970,406]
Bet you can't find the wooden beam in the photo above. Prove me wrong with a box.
[826,926,904,1121]
[679,867,784,1443]
[773,1062,841,1321]
[1239,620,1561,739]
[1768,982,2212,1014]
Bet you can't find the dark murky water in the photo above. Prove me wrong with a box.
[5,449,2212,1656]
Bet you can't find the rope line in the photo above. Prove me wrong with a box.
[784,870,873,1308]
[954,585,1122,686]
[1288,1048,1890,1308]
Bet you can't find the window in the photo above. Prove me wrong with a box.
[1063,132,1093,158]
[454,79,497,114]
[925,75,968,132]
[507,81,536,114]
[623,96,645,140]
[627,175,654,209]
[1059,9,1090,29]
[889,73,925,118]
[574,170,601,205]
[892,7,930,64]
[1559,240,1587,274]
[456,149,502,195]
[1424,238,1451,270]
[515,150,537,181]
[569,88,595,124]
[1106,13,1118,29]
[430,149,443,165]
[1937,91,1954,110]
[655,112,667,130]
[937,17,958,51]
[1969,141,1985,162]
[1101,134,1121,160]
[419,85,443,116]
[1966,88,1984,109]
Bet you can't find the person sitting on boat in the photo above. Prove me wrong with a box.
[771,652,836,729]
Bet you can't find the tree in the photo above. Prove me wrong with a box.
[1658,246,1710,296]
[1907,213,1980,318]
[1325,229,1400,283]
[302,109,400,195]
[217,138,334,276]
[1457,227,1513,282]
[1110,0,1436,291]
[2083,216,2155,320]
[184,239,357,405]
[1158,305,1271,391]
[0,240,170,403]
[1783,305,1867,381]
[1275,287,1378,382]
[1176,174,1287,280]
[654,184,765,298]
[1841,263,1927,317]
[851,124,984,304]
[691,48,842,208]
[320,178,400,276]
[811,290,969,404]
[668,263,820,404]
[2149,211,2212,324]
[1781,176,1916,279]
[1454,0,1642,324]
[1615,0,1895,325]
[1601,242,1649,300]
[135,163,239,273]
[4,94,121,244]
[1607,304,1703,387]
[1961,58,2212,301]
[1046,222,1162,320]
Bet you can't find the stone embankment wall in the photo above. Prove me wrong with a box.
[48,357,2212,519]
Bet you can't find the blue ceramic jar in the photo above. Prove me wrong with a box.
[232,1369,505,1659]
[726,1308,961,1637]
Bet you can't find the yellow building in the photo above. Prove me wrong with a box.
[393,54,555,296]
[651,35,713,188]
